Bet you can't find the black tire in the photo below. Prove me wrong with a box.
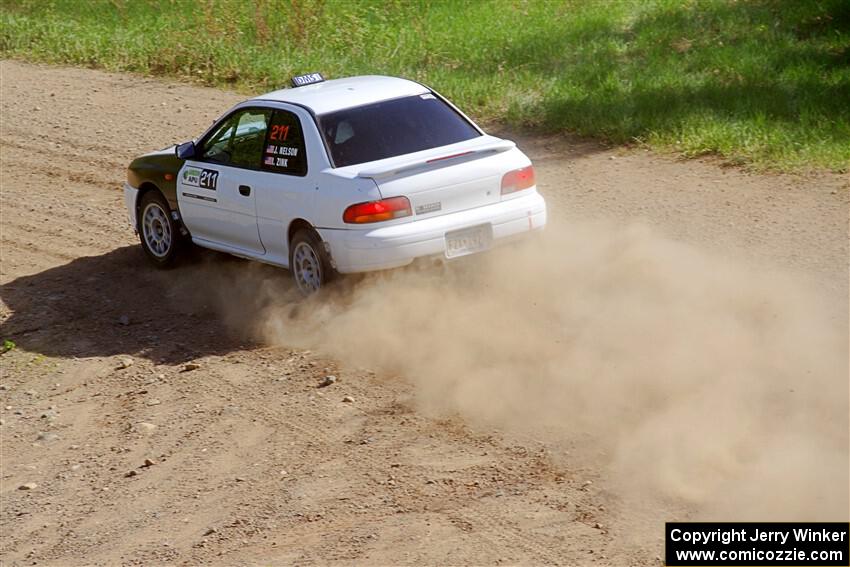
[137,190,183,268]
[289,228,336,295]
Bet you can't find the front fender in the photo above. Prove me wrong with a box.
[127,147,183,209]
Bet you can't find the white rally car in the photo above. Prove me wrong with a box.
[124,73,546,294]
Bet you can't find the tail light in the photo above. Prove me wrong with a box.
[343,196,412,224]
[501,166,535,195]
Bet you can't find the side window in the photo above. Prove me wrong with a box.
[200,115,238,164]
[200,108,270,169]
[261,110,307,176]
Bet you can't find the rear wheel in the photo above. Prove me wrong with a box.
[289,229,335,295]
[138,191,183,268]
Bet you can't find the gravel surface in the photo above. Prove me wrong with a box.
[1,59,847,566]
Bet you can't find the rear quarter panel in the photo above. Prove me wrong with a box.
[312,171,382,229]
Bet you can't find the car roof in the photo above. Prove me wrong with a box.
[252,75,429,115]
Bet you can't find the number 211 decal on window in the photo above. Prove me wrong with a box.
[270,124,289,141]
[262,112,306,176]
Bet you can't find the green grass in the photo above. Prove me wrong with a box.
[2,0,848,171]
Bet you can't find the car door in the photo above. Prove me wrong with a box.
[253,106,320,264]
[177,107,270,255]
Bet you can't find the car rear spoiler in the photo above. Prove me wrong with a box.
[356,140,516,180]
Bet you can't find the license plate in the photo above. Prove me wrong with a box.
[445,225,492,259]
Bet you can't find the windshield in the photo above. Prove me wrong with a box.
[318,94,481,168]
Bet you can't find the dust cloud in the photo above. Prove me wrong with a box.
[198,220,849,522]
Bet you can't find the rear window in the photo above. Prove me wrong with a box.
[318,94,481,168]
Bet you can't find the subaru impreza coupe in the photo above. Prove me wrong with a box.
[124,72,546,294]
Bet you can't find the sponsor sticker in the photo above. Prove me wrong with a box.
[183,167,219,190]
[181,192,217,203]
[182,167,201,187]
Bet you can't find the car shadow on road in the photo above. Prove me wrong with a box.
[0,245,300,365]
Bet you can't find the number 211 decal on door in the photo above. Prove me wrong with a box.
[183,167,219,190]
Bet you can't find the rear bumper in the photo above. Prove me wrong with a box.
[317,191,546,273]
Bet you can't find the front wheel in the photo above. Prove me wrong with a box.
[289,229,335,295]
[138,191,183,268]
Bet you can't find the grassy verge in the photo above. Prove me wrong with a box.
[2,0,848,171]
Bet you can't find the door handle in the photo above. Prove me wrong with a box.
[238,185,251,196]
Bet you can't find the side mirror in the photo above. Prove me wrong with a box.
[175,141,196,159]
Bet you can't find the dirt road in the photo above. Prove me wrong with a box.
[1,60,847,566]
